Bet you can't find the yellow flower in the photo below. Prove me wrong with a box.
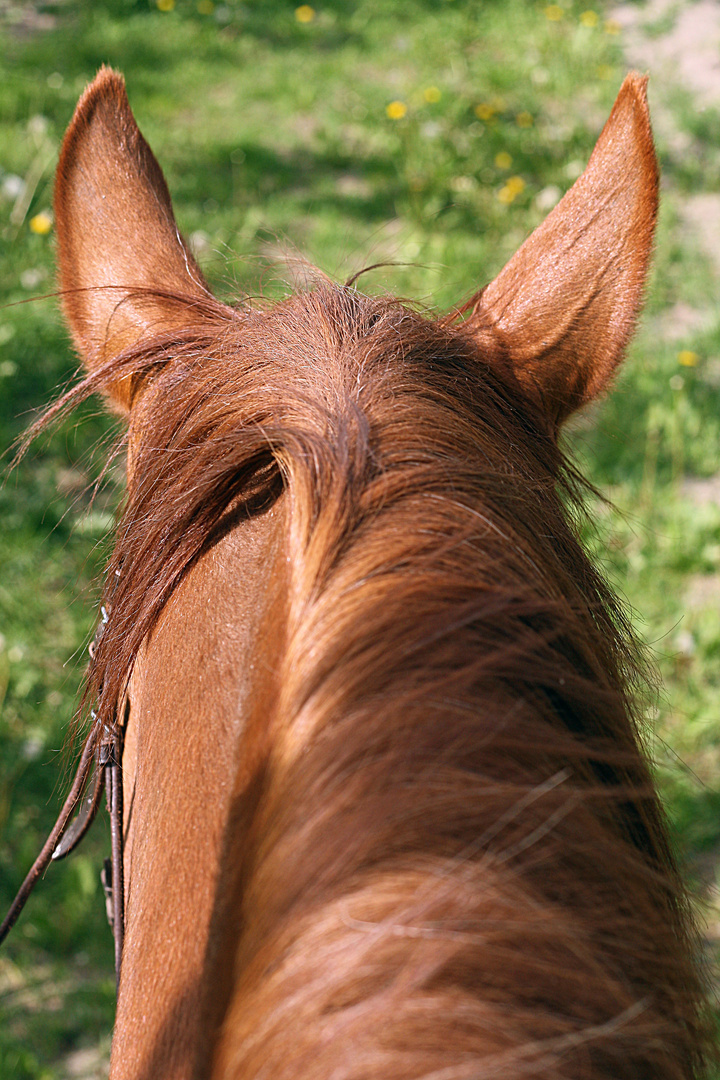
[678,350,699,367]
[423,86,441,103]
[580,10,598,27]
[544,5,563,20]
[295,5,315,22]
[386,100,407,120]
[29,212,52,235]
[604,18,621,34]
[156,0,174,10]
[498,176,525,204]
[474,102,496,121]
[516,111,533,128]
[197,0,214,12]
[495,151,512,170]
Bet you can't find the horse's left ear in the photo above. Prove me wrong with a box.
[54,67,213,412]
[470,74,658,427]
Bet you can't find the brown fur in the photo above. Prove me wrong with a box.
[42,287,710,1078]
[39,69,714,1078]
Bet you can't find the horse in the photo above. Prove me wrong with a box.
[8,67,714,1078]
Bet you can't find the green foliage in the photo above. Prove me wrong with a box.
[0,0,717,1074]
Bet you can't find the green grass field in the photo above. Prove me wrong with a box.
[0,1,718,1075]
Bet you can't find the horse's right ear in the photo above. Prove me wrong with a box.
[54,67,212,412]
[468,74,658,428]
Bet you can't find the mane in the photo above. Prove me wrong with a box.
[40,282,710,1076]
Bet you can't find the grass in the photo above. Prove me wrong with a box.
[0,0,718,1075]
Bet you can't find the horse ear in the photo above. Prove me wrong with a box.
[470,74,658,427]
[54,67,212,411]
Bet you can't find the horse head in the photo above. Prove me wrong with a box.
[40,68,708,1079]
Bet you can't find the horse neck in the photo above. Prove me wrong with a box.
[209,430,697,1079]
[108,291,701,1078]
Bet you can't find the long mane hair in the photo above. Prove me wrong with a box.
[37,280,708,1077]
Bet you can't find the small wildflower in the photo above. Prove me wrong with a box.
[423,86,441,103]
[516,111,533,128]
[450,175,475,193]
[386,100,407,120]
[498,176,525,204]
[669,373,684,391]
[197,0,215,12]
[474,102,496,121]
[596,64,614,80]
[535,184,561,211]
[678,350,699,367]
[2,175,24,200]
[544,5,564,20]
[156,0,175,10]
[604,18,621,34]
[295,5,315,22]
[495,151,512,170]
[20,268,45,289]
[29,212,52,235]
[675,629,695,656]
[28,115,48,140]
[580,10,598,27]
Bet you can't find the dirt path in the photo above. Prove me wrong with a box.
[613,0,720,996]
[615,0,720,111]
[614,0,720,280]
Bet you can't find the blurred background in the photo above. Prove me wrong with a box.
[0,0,718,1075]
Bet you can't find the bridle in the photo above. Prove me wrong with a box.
[0,571,126,988]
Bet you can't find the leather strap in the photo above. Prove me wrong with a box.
[0,571,125,986]
[0,725,100,945]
